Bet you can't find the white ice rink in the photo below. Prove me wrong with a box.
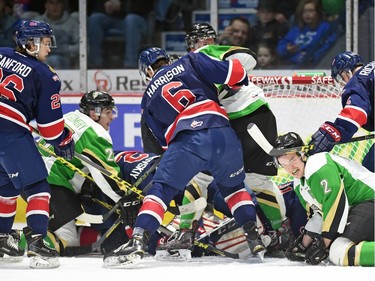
[2,255,374,281]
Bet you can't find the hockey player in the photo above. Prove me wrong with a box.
[309,51,374,172]
[274,132,375,266]
[0,20,74,268]
[103,47,265,267]
[37,90,128,253]
[161,23,290,256]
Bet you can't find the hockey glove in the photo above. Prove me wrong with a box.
[54,128,75,161]
[80,179,100,204]
[118,193,142,227]
[285,234,307,262]
[277,218,295,251]
[309,122,341,155]
[305,237,329,265]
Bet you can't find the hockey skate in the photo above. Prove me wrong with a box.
[103,228,148,268]
[23,227,60,269]
[0,231,24,263]
[155,228,195,260]
[242,221,267,261]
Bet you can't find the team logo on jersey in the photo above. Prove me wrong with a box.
[190,120,203,128]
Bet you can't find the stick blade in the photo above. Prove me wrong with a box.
[247,123,274,154]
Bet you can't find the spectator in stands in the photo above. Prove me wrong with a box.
[254,42,279,69]
[218,17,252,47]
[0,0,18,47]
[250,0,289,51]
[87,0,154,69]
[272,0,300,26]
[34,0,79,69]
[276,0,338,69]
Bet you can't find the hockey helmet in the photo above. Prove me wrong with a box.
[331,51,364,83]
[273,132,305,168]
[79,90,117,117]
[14,20,56,50]
[185,23,217,51]
[138,47,170,84]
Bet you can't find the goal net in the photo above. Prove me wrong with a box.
[250,75,374,184]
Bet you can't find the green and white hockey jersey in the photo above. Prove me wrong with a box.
[38,110,122,203]
[293,152,375,236]
[195,45,270,120]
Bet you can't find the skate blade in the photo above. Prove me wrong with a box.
[154,250,171,260]
[0,255,24,263]
[103,253,142,269]
[167,249,192,260]
[257,250,266,262]
[29,256,60,269]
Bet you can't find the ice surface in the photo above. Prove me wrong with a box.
[1,254,373,281]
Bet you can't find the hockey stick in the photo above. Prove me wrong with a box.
[157,223,243,259]
[33,130,206,216]
[195,217,236,242]
[247,123,375,157]
[32,126,145,199]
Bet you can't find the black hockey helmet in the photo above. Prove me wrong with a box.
[274,132,305,168]
[275,132,304,150]
[79,90,117,117]
[185,23,217,51]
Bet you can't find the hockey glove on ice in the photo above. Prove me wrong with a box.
[119,193,142,227]
[309,122,341,155]
[277,218,295,251]
[285,234,307,262]
[54,128,75,161]
[305,237,329,265]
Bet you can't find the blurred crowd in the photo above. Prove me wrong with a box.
[1,0,373,69]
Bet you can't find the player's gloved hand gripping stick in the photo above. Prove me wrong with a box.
[247,123,374,157]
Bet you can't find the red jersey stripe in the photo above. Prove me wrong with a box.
[339,105,367,127]
[225,59,247,86]
[37,118,65,140]
[0,102,31,131]
[164,100,228,144]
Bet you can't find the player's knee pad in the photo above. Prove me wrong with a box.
[329,237,355,266]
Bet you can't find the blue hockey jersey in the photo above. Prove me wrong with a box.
[334,61,374,141]
[0,47,65,145]
[141,52,248,149]
[115,151,161,191]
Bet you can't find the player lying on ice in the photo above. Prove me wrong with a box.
[273,132,374,266]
